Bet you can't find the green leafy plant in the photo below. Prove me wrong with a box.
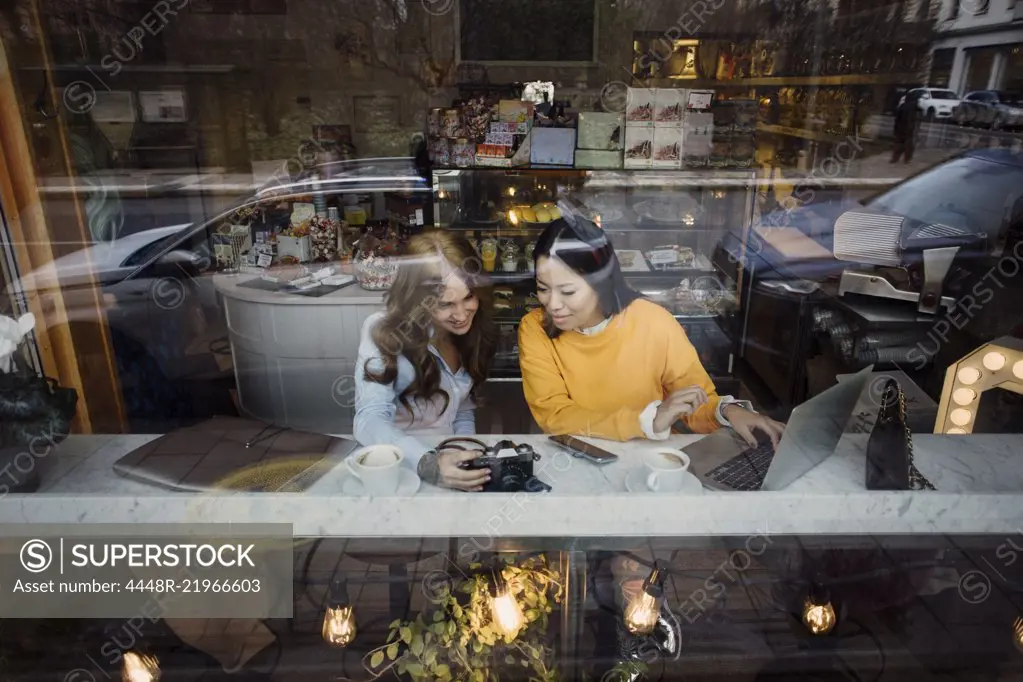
[364,555,564,682]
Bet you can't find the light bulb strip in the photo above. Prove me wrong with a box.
[937,337,1023,435]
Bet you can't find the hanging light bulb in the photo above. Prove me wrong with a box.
[509,209,519,226]
[122,651,160,682]
[322,579,357,647]
[490,567,525,639]
[623,564,665,636]
[801,583,837,636]
[1013,617,1023,653]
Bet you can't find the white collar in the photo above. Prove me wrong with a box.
[576,316,612,336]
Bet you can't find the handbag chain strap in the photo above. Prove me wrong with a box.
[898,384,936,491]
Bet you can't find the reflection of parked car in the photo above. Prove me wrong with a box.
[952,90,1023,130]
[722,149,1023,284]
[897,87,961,121]
[9,158,431,430]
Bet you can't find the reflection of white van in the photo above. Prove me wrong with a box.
[897,87,962,121]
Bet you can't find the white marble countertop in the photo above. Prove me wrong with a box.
[4,432,1023,538]
[214,272,386,306]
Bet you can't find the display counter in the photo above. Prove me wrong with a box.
[9,431,1023,539]
[214,273,384,434]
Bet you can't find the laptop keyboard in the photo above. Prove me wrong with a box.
[706,442,776,491]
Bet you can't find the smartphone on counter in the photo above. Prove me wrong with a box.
[548,435,619,465]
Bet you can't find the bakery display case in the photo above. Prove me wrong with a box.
[430,167,757,381]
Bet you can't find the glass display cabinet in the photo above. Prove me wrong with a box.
[431,168,758,384]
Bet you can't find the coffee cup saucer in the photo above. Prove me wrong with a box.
[624,466,703,494]
[342,468,421,496]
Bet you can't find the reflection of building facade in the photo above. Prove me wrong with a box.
[931,0,1023,93]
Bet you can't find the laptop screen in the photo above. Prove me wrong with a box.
[761,366,874,490]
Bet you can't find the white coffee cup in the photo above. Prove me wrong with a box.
[346,445,403,494]
[643,449,691,493]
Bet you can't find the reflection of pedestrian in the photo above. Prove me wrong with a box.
[891,91,921,164]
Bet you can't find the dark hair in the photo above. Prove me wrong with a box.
[532,217,642,338]
[364,232,496,417]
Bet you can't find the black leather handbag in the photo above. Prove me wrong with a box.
[865,379,935,491]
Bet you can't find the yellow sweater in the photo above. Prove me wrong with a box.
[519,299,723,440]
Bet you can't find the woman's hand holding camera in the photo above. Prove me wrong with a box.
[653,385,709,433]
[418,448,491,492]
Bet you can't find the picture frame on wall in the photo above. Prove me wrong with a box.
[139,89,188,123]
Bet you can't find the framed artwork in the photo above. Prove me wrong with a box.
[139,89,188,123]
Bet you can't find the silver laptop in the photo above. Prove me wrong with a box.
[684,366,874,491]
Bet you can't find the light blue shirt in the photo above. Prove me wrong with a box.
[353,312,476,467]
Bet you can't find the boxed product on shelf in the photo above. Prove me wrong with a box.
[576,112,624,151]
[654,89,686,127]
[574,149,623,169]
[652,128,684,168]
[498,100,535,134]
[733,99,758,134]
[682,113,712,168]
[710,98,759,135]
[623,127,653,168]
[730,135,756,168]
[277,234,312,262]
[709,134,731,168]
[625,87,654,126]
[529,127,576,166]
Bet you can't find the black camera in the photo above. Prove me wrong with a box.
[439,438,550,493]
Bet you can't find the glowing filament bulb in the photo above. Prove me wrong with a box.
[957,367,981,385]
[952,388,976,406]
[950,408,972,427]
[1013,360,1023,380]
[983,352,1006,371]
[624,589,661,635]
[322,605,357,647]
[122,652,159,682]
[802,599,837,636]
[1013,617,1023,653]
[437,190,449,200]
[490,587,524,638]
[509,209,519,226]
[507,187,517,197]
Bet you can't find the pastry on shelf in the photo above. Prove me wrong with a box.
[645,244,695,270]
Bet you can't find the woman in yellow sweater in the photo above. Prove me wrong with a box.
[519,217,784,446]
